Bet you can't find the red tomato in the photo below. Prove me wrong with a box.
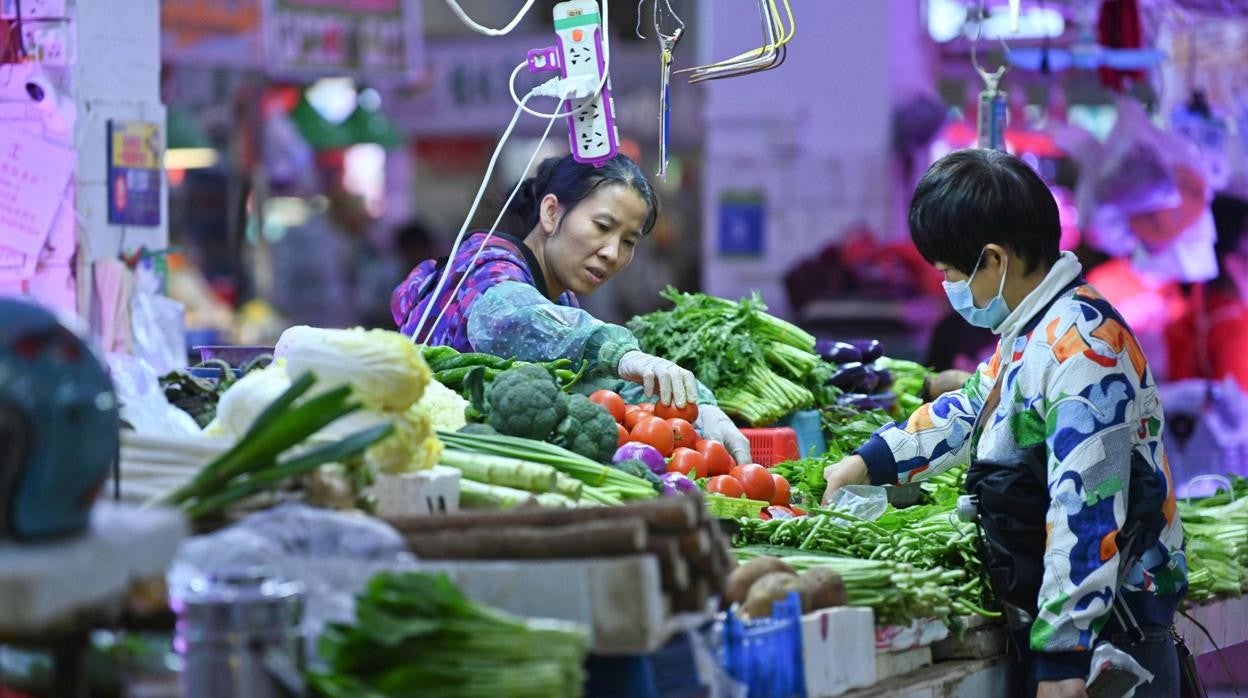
[654,401,699,423]
[667,418,698,449]
[759,509,772,521]
[706,475,745,498]
[623,408,650,431]
[616,423,630,448]
[668,447,707,478]
[589,390,627,423]
[630,416,675,457]
[695,440,734,477]
[730,464,775,503]
[771,474,791,506]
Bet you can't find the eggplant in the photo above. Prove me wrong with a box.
[868,391,898,411]
[872,367,895,392]
[827,362,869,392]
[815,339,862,364]
[857,366,881,395]
[848,339,885,363]
[837,393,883,411]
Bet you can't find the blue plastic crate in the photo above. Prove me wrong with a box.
[584,631,707,698]
[721,592,806,698]
[779,410,826,459]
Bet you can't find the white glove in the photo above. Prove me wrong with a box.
[696,404,752,465]
[617,350,699,407]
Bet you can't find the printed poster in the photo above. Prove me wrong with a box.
[0,126,75,260]
[107,120,162,227]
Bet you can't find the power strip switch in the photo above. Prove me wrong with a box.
[553,0,619,167]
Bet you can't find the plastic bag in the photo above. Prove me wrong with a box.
[1086,642,1154,697]
[167,504,418,665]
[825,485,890,522]
[130,262,188,377]
[107,352,202,437]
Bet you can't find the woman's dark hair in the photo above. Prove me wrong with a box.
[908,149,1061,276]
[1213,194,1248,266]
[507,153,659,237]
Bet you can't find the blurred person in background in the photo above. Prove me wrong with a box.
[1166,194,1248,390]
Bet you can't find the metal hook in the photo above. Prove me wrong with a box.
[635,0,647,39]
[970,0,1010,93]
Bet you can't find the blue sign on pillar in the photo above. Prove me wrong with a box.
[717,191,765,258]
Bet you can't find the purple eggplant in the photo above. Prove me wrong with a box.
[873,367,895,392]
[849,339,885,363]
[837,393,883,411]
[828,362,870,392]
[858,366,881,394]
[815,339,862,364]
[868,391,898,411]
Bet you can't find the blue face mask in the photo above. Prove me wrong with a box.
[942,249,1010,332]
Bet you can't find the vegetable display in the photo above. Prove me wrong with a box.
[1178,477,1248,603]
[310,572,588,698]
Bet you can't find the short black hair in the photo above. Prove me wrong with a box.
[908,149,1061,276]
[507,153,659,237]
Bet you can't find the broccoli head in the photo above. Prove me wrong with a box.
[485,364,567,440]
[552,393,619,463]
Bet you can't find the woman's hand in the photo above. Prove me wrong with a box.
[1036,679,1088,698]
[696,404,752,464]
[820,455,870,506]
[617,351,699,407]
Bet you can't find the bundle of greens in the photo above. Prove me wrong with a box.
[1178,484,1248,602]
[310,572,588,698]
[628,289,818,426]
[158,374,394,520]
[421,346,587,395]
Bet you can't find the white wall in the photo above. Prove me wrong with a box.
[698,0,934,317]
[71,0,168,315]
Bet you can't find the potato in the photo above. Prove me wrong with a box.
[741,571,803,619]
[723,556,796,609]
[797,567,846,612]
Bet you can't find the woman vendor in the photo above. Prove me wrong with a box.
[392,153,751,464]
[822,150,1186,698]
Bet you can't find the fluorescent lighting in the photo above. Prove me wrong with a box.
[164,148,219,170]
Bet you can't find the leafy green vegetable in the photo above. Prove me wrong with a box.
[628,288,817,425]
[310,572,588,697]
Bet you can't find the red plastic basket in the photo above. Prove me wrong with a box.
[740,427,800,467]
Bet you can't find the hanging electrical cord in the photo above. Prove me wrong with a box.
[407,73,568,345]
[418,95,565,344]
[442,0,540,37]
[507,0,613,120]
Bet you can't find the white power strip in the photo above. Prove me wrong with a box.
[553,0,619,166]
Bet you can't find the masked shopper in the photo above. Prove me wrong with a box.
[822,150,1186,698]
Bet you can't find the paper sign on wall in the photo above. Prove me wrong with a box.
[107,120,163,227]
[0,127,75,257]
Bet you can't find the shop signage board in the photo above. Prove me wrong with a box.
[107,121,162,228]
[161,0,265,69]
[717,191,766,258]
[263,0,425,84]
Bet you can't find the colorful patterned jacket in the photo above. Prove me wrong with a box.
[389,231,639,381]
[857,277,1186,679]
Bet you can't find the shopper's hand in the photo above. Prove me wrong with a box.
[696,404,752,464]
[820,455,870,506]
[617,351,699,407]
[922,369,972,402]
[1036,679,1088,698]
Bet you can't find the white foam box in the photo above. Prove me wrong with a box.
[802,606,877,697]
[415,555,671,655]
[373,466,461,517]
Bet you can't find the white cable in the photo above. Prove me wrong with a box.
[442,0,539,36]
[422,104,564,344]
[408,94,534,344]
[508,0,612,120]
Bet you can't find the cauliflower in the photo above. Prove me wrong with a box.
[277,325,430,412]
[485,364,567,441]
[552,394,618,463]
[417,379,469,432]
